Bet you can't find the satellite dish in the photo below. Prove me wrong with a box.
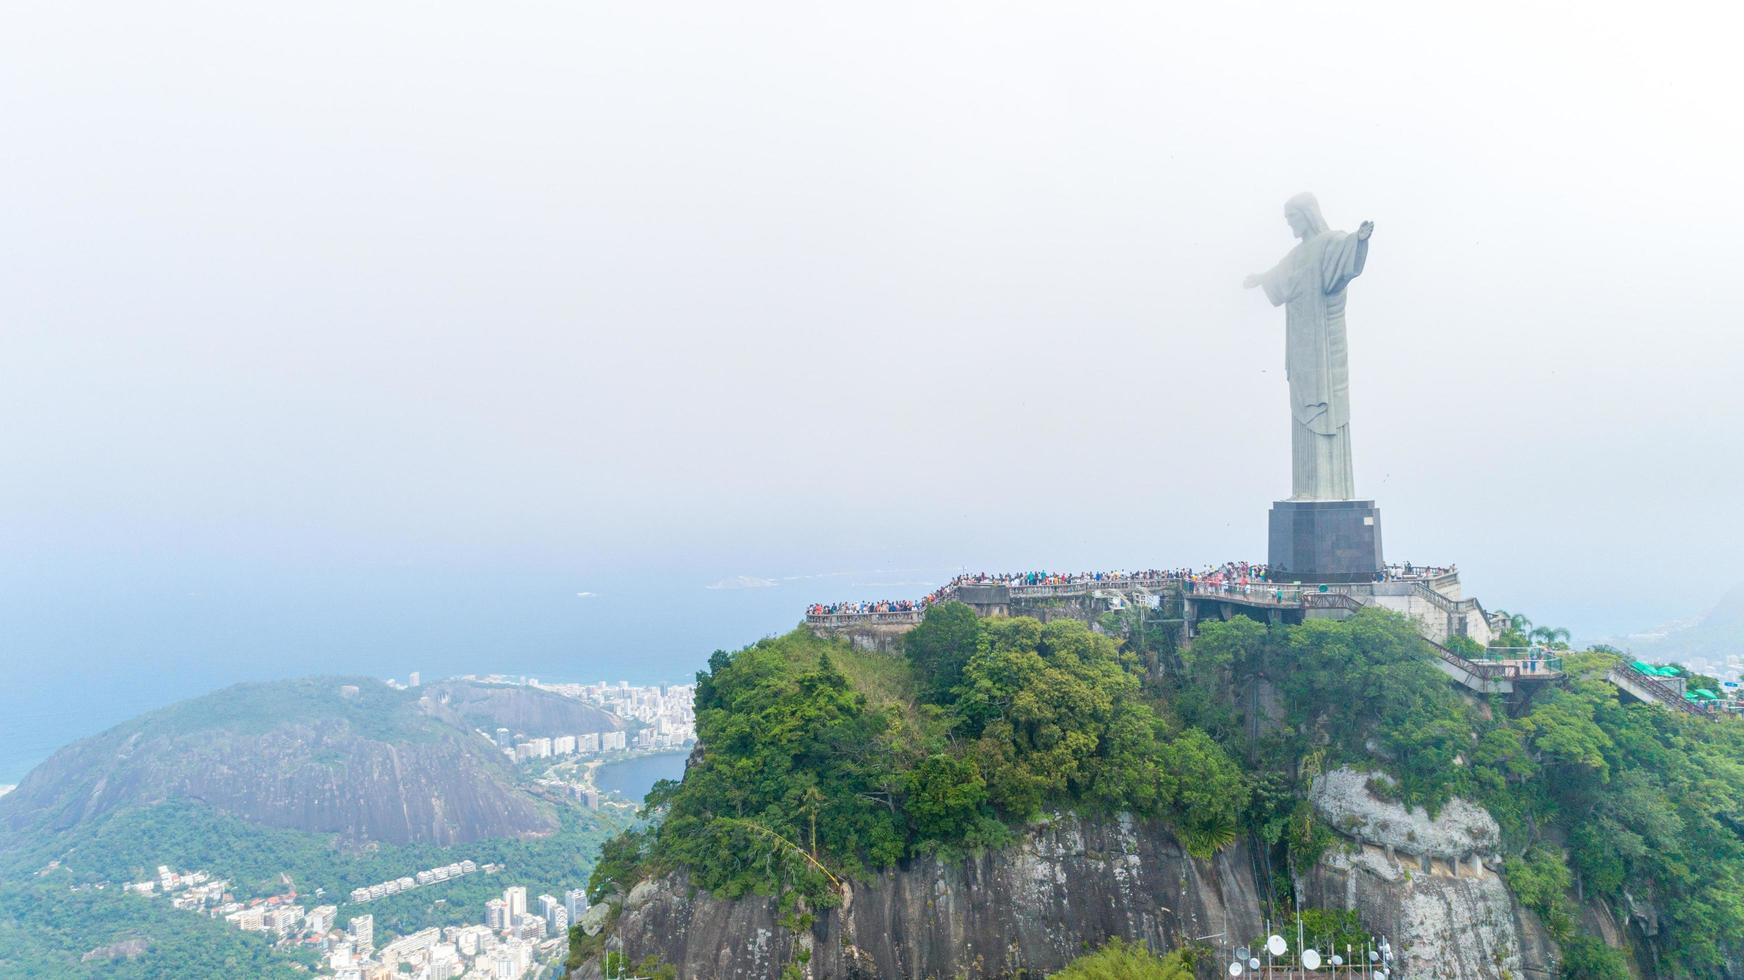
[1236,946,1251,961]
[1249,958,1261,971]
[1375,971,1388,980]
[1268,935,1288,957]
[1228,962,1244,977]
[1369,951,1381,962]
[1330,955,1344,967]
[1302,949,1322,971]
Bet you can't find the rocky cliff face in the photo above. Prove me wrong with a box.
[598,814,1267,979]
[0,677,557,845]
[588,786,1560,979]
[1302,767,1554,980]
[1301,847,1552,980]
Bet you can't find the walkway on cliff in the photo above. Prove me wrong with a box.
[803,565,1729,718]
[1188,588,1562,695]
[1604,662,1714,717]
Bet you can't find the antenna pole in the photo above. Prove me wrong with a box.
[1297,914,1305,980]
[1265,919,1272,979]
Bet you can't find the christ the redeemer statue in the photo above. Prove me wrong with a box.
[1243,193,1373,501]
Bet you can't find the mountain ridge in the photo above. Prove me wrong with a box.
[0,676,580,846]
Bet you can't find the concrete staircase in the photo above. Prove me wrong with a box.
[1605,664,1710,717]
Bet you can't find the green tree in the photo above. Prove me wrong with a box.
[1049,938,1197,980]
[1518,688,1612,777]
[1529,625,1572,649]
[903,754,988,845]
[903,601,982,703]
[1159,728,1247,857]
[1559,936,1630,980]
[1173,616,1267,745]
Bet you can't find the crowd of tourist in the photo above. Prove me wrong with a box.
[937,569,1187,591]
[804,560,1476,623]
[806,599,924,618]
[1180,561,1272,592]
[810,565,1284,621]
[1385,562,1455,579]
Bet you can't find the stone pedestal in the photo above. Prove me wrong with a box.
[1268,500,1384,583]
[951,585,1010,618]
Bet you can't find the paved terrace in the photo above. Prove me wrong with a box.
[805,566,1730,718]
[805,564,1460,627]
[807,565,1576,698]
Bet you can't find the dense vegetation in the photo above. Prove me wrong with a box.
[1048,938,1197,979]
[0,878,314,979]
[590,602,1744,978]
[591,610,1247,909]
[1176,612,1744,978]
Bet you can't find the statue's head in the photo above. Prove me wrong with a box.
[1284,192,1329,240]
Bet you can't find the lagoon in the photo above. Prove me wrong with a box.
[595,751,689,803]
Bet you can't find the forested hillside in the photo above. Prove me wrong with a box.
[0,678,627,978]
[584,604,1744,978]
[0,677,557,845]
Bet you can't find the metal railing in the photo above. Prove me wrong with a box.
[1384,563,1456,580]
[808,566,1481,631]
[1004,577,1182,599]
[1609,664,1709,716]
[1421,638,1569,682]
[1187,586,1360,609]
[1302,592,1365,612]
[1424,638,1510,680]
[804,610,924,627]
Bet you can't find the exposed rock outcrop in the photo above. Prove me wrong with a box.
[1302,766,1550,979]
[1310,767,1500,864]
[588,812,1557,979]
[81,937,149,963]
[1300,845,1552,980]
[604,814,1266,978]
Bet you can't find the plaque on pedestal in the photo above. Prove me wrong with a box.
[1267,500,1384,583]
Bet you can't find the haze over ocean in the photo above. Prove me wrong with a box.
[0,567,875,782]
[6,2,1742,782]
[0,545,1700,783]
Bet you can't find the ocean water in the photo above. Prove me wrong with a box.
[0,570,827,783]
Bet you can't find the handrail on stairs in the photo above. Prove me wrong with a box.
[1609,664,1708,716]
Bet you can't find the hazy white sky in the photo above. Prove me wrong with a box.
[3,1,1741,768]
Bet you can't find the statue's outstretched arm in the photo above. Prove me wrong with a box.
[1323,223,1372,293]
[1249,256,1291,307]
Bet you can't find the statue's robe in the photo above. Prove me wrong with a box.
[1259,228,1368,500]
